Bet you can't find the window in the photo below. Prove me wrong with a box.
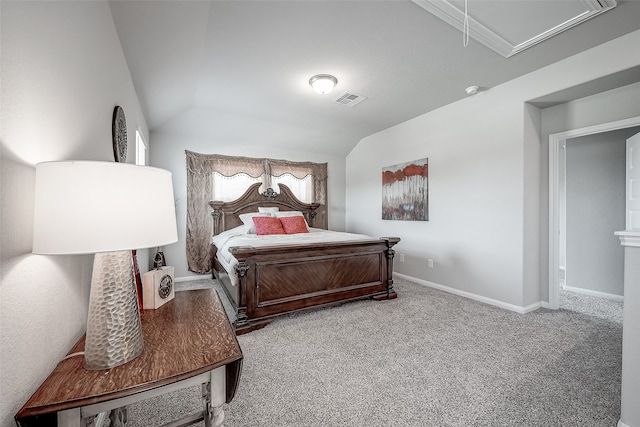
[135,129,147,166]
[272,173,313,203]
[211,171,313,203]
[185,151,328,273]
[212,172,263,202]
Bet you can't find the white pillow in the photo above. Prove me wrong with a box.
[258,207,279,214]
[274,211,304,218]
[239,212,273,234]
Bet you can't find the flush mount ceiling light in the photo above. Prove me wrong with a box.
[465,85,479,95]
[309,74,338,94]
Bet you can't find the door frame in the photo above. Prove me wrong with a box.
[548,116,640,309]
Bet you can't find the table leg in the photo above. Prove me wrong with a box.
[212,406,224,427]
[202,367,226,427]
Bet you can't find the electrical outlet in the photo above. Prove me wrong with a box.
[399,253,405,262]
[428,259,434,268]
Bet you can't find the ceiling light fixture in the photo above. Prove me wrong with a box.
[309,74,338,94]
[465,85,479,95]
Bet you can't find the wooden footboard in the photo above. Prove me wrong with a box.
[224,237,400,334]
[208,183,400,334]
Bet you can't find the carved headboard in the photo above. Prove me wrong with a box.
[208,183,320,236]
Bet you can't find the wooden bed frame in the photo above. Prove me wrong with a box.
[209,183,400,334]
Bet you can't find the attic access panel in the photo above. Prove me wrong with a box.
[412,0,617,57]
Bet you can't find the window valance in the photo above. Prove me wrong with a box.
[185,151,328,273]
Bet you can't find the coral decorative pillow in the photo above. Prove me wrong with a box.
[239,212,273,234]
[279,215,309,234]
[252,216,286,235]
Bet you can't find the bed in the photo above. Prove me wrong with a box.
[209,183,400,334]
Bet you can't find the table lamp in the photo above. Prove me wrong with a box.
[32,161,178,370]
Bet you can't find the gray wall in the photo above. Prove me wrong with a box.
[0,2,148,425]
[346,30,640,310]
[565,129,637,296]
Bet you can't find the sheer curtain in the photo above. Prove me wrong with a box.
[185,151,328,273]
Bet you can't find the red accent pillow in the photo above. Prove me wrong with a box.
[279,215,309,234]
[252,216,286,235]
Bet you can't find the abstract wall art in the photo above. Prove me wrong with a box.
[382,158,428,221]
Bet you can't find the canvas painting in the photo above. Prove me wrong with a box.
[382,158,428,221]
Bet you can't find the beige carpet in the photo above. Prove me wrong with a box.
[119,278,621,427]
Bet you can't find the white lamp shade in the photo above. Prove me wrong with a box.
[33,161,178,254]
[309,74,337,94]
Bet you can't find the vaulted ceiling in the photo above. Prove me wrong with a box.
[109,0,640,156]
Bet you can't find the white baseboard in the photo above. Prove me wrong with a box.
[564,285,624,302]
[175,274,211,283]
[394,273,541,314]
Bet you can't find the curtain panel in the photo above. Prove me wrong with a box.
[185,150,328,273]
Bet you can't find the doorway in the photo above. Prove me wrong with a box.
[548,116,640,311]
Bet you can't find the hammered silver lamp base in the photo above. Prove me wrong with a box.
[84,250,144,370]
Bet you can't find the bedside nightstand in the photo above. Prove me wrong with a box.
[16,289,242,427]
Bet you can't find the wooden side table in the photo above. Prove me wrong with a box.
[15,289,243,427]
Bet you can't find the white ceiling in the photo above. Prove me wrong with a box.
[109,0,640,156]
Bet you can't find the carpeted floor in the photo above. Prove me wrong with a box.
[556,268,622,324]
[559,288,623,324]
[119,278,622,427]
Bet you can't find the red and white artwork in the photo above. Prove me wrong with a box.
[382,158,428,221]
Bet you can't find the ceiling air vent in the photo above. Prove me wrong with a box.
[333,92,368,107]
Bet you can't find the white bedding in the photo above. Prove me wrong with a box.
[212,226,374,286]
